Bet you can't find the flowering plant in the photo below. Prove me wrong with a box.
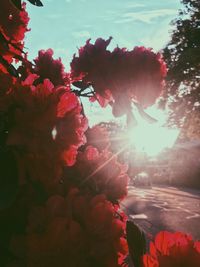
[0,1,199,267]
[143,231,200,267]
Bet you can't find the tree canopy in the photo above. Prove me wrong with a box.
[162,0,200,127]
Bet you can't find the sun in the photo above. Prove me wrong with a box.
[127,106,180,157]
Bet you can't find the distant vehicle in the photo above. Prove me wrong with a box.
[132,172,152,187]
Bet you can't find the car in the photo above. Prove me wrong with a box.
[133,172,152,187]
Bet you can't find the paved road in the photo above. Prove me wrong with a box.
[122,185,200,241]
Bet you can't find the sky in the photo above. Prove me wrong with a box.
[25,0,183,126]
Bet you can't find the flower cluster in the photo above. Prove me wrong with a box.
[0,3,130,267]
[85,125,110,152]
[9,188,128,267]
[0,0,29,71]
[2,2,199,267]
[33,49,70,86]
[64,146,129,203]
[143,231,200,267]
[71,38,167,116]
[1,75,87,190]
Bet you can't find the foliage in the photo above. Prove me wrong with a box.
[10,0,43,10]
[162,0,200,126]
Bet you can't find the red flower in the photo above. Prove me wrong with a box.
[10,189,128,267]
[0,1,29,71]
[64,146,128,202]
[86,125,110,152]
[143,231,200,267]
[5,77,87,189]
[34,49,70,86]
[71,37,113,103]
[71,38,166,115]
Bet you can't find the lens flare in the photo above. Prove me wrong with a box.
[128,107,180,157]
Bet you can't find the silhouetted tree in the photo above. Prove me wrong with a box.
[162,0,200,127]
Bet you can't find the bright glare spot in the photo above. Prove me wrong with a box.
[128,106,180,157]
[130,214,148,219]
[52,127,57,140]
[137,172,148,178]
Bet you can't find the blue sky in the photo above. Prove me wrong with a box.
[25,0,182,65]
[25,0,182,125]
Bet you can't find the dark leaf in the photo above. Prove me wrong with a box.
[0,149,19,210]
[13,54,24,61]
[72,81,91,90]
[0,31,9,49]
[9,0,22,10]
[0,55,19,78]
[7,64,19,78]
[27,0,43,6]
[126,220,146,267]
[9,41,24,54]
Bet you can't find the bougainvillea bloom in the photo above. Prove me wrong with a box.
[143,231,200,267]
[4,76,87,189]
[0,1,183,266]
[71,38,167,115]
[64,146,128,202]
[9,188,128,267]
[86,125,110,152]
[0,1,29,70]
[34,49,70,86]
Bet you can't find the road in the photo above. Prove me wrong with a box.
[122,185,200,241]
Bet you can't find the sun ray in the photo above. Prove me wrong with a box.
[82,143,129,185]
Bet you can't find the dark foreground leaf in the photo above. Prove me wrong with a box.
[126,220,146,267]
[27,0,43,6]
[10,0,22,10]
[0,55,19,77]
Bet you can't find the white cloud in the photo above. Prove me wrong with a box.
[125,3,146,8]
[115,9,178,24]
[139,22,173,51]
[72,30,91,38]
[45,14,63,19]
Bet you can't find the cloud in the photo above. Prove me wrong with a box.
[115,9,178,24]
[139,22,173,51]
[72,30,90,39]
[125,3,146,9]
[45,14,63,19]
